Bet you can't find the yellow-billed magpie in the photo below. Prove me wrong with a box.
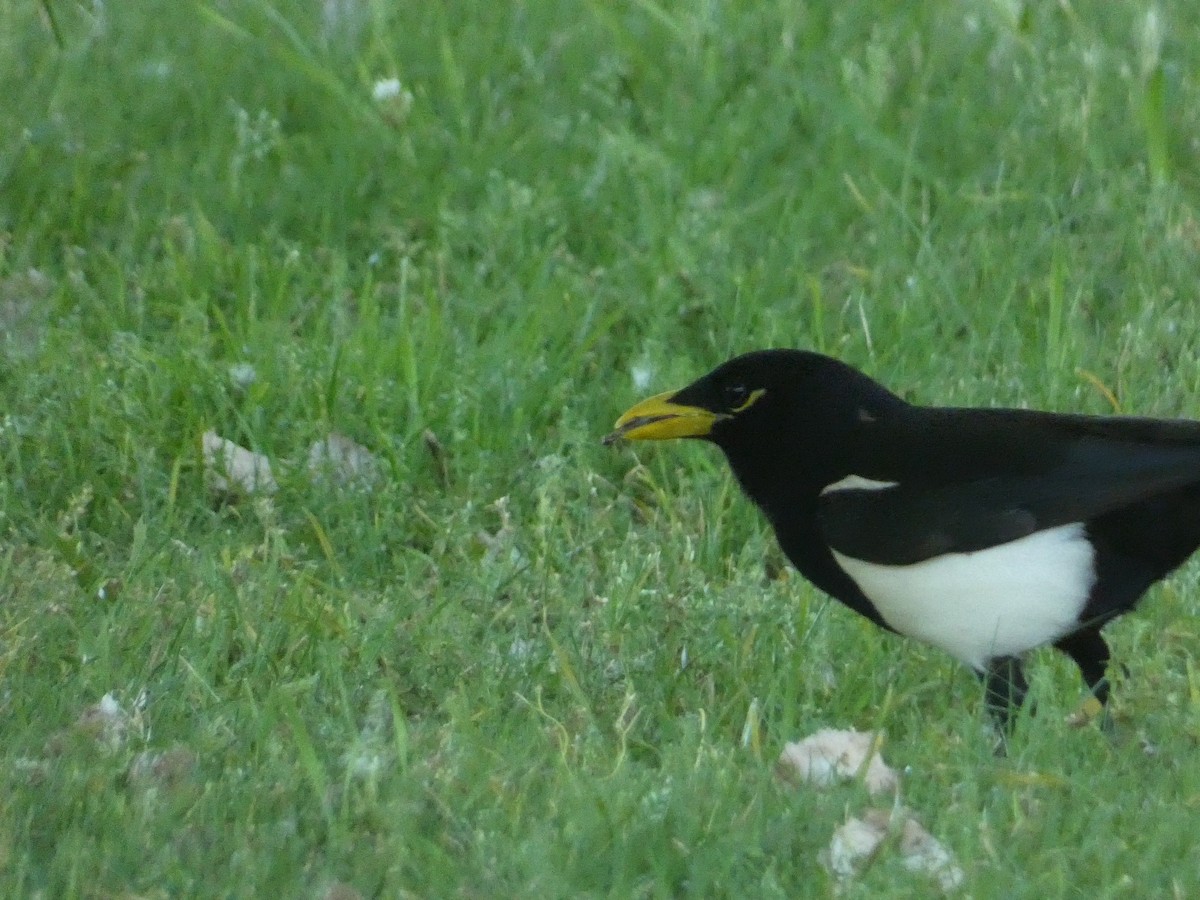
[605,349,1200,727]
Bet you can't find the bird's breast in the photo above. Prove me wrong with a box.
[828,522,1097,669]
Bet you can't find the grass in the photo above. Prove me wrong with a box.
[3,0,1200,895]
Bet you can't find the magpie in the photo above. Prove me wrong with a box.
[604,349,1200,728]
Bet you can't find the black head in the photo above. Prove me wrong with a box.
[607,349,901,444]
[604,349,906,500]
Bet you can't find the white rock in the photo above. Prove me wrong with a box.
[777,728,899,795]
[307,432,380,488]
[202,431,277,495]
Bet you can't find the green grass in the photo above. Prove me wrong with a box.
[4,0,1200,895]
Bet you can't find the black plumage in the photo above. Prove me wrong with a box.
[606,349,1200,727]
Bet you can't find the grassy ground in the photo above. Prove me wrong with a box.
[4,0,1200,896]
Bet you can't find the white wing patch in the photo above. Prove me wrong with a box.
[830,523,1095,669]
[821,475,900,495]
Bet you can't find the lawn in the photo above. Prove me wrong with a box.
[4,0,1200,896]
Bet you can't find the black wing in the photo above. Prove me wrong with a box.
[819,434,1200,565]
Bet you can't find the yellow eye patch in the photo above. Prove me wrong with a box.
[731,388,767,413]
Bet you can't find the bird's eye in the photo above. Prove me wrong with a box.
[724,383,749,408]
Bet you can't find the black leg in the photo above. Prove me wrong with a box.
[1056,627,1123,730]
[982,655,1030,732]
[1054,627,1112,705]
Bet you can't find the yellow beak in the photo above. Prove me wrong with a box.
[602,390,723,445]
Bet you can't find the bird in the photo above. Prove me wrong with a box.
[604,349,1200,729]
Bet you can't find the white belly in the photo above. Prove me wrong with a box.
[830,523,1096,670]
